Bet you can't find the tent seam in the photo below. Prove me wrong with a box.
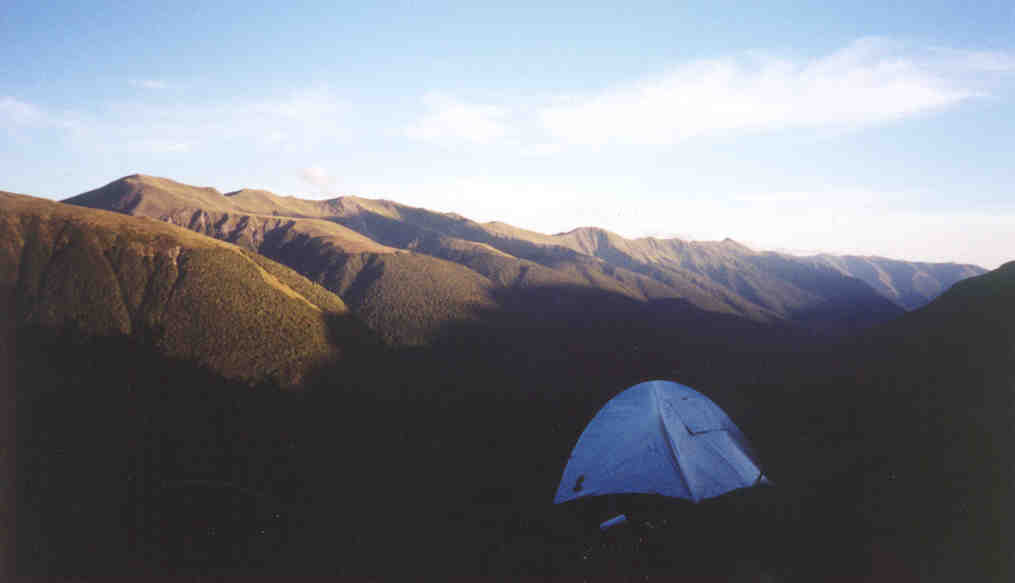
[652,383,696,502]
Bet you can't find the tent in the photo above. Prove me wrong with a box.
[554,380,769,505]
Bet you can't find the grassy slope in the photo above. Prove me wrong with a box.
[329,252,499,346]
[1,191,365,387]
[68,176,510,345]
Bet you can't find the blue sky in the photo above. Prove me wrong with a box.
[3,1,1014,268]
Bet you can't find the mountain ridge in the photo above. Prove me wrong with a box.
[61,174,987,345]
[800,252,986,310]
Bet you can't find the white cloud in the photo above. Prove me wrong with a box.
[924,45,1015,74]
[45,88,352,154]
[0,96,81,130]
[299,165,336,193]
[0,96,48,125]
[406,92,511,145]
[537,37,1011,146]
[399,39,1013,153]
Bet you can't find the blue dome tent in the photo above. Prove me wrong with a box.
[554,380,770,506]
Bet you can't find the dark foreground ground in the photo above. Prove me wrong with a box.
[8,314,1011,581]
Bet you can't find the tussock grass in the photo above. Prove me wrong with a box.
[2,191,367,387]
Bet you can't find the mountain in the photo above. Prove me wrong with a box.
[67,176,505,345]
[1,190,368,387]
[65,174,398,255]
[66,175,934,345]
[770,260,1015,581]
[543,227,906,327]
[3,190,388,573]
[800,253,986,310]
[872,262,1014,580]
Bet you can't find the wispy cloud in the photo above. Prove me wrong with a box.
[401,39,1013,153]
[4,88,352,155]
[299,165,337,194]
[537,37,1013,146]
[405,91,511,146]
[1,97,47,125]
[0,96,80,129]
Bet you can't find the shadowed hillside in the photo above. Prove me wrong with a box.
[764,261,1015,581]
[854,261,1014,581]
[12,330,300,574]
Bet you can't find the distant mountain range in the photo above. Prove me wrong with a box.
[64,174,984,344]
[798,253,985,310]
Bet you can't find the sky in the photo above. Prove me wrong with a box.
[3,1,1014,269]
